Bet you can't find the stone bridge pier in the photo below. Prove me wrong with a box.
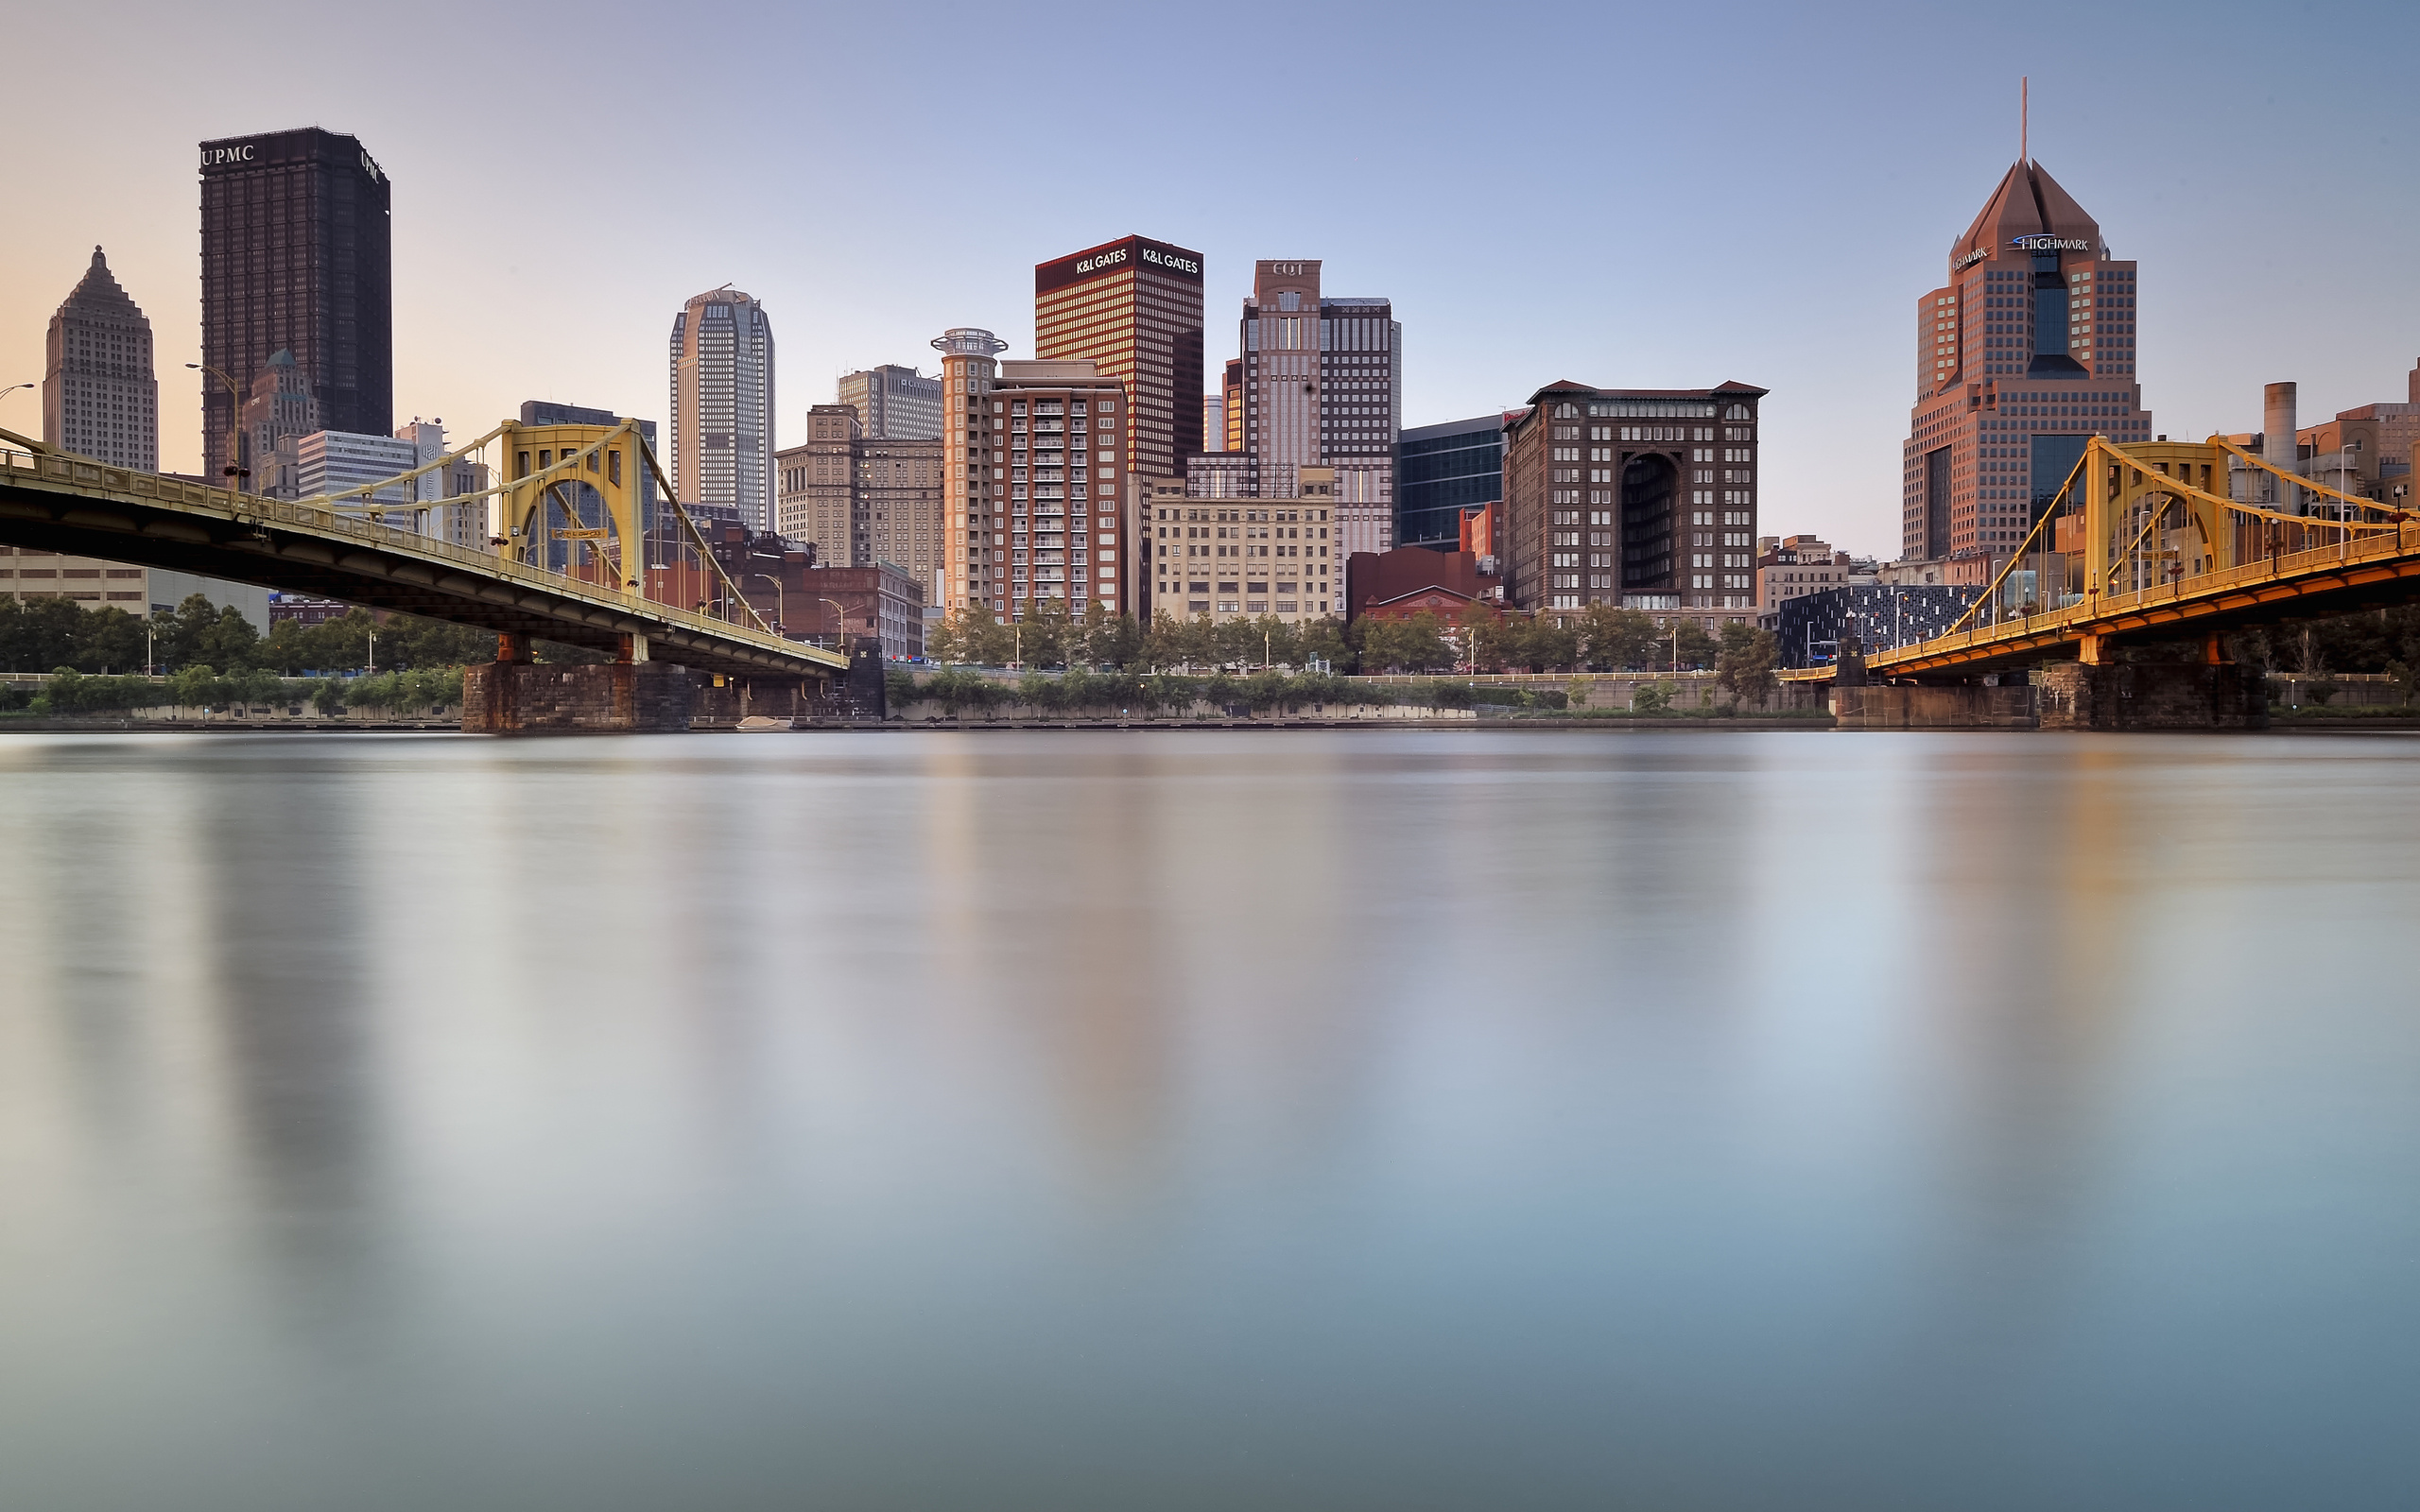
[461,633,700,733]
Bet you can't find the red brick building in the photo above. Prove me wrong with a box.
[1346,545,1499,622]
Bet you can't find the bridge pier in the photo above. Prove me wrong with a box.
[461,660,699,733]
[2037,662,2267,730]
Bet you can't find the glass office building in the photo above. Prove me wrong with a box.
[1395,413,1505,549]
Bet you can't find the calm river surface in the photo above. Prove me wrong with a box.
[2,730,2415,1510]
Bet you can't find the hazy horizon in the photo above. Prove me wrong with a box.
[6,0,2414,561]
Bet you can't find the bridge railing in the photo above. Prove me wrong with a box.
[1,444,834,667]
[1860,521,2420,671]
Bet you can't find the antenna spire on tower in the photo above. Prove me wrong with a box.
[2021,77,2029,165]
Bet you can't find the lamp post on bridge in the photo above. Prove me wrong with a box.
[819,596,849,654]
[745,573,786,636]
[184,363,248,494]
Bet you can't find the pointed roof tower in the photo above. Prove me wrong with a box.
[1948,161,2100,270]
[64,246,143,318]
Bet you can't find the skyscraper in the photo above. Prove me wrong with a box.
[774,406,944,586]
[931,326,1008,614]
[243,350,319,499]
[1904,158,2152,571]
[835,364,942,440]
[669,286,775,530]
[1033,234,1204,481]
[1192,260,1400,558]
[43,246,157,470]
[199,128,391,484]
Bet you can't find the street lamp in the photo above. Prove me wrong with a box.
[819,596,849,652]
[746,573,786,634]
[184,363,248,493]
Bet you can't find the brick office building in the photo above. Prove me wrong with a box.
[1034,234,1204,484]
[775,406,943,596]
[1345,545,1498,622]
[1904,158,2153,576]
[1501,381,1766,615]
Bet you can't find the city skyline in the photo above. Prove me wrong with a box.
[2,1,2415,561]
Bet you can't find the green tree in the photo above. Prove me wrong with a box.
[196,604,261,672]
[152,594,226,670]
[1092,610,1145,672]
[1211,614,1262,670]
[1458,600,1508,671]
[76,605,149,674]
[1715,622,1780,708]
[1524,615,1582,673]
[386,616,493,668]
[1296,615,1349,673]
[1672,621,1717,670]
[167,663,221,715]
[309,678,349,716]
[230,667,283,714]
[263,617,310,674]
[1578,604,1659,670]
[303,608,376,672]
[1020,595,1071,668]
[1359,610,1456,673]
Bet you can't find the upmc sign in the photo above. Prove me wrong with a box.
[199,133,385,183]
[1036,234,1205,295]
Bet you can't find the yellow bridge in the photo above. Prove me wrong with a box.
[1790,434,2420,684]
[0,419,847,719]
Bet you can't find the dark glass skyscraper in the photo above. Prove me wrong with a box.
[199,128,391,483]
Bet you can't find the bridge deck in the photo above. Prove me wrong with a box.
[1787,524,2420,682]
[0,445,845,680]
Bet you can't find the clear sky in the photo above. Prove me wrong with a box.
[6,0,2414,559]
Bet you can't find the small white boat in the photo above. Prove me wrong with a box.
[735,715,792,733]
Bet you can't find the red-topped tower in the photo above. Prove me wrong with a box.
[1902,159,2152,575]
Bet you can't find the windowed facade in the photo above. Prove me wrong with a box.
[1502,383,1764,613]
[774,405,944,587]
[1185,261,1398,576]
[1142,469,1339,623]
[931,335,1129,624]
[1033,234,1203,484]
[43,247,157,473]
[1903,158,2152,572]
[670,288,776,533]
[1396,414,1505,550]
[199,128,391,484]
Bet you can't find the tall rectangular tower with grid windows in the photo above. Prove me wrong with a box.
[199,129,389,487]
[1033,235,1203,486]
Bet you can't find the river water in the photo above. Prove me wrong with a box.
[1,730,2414,1511]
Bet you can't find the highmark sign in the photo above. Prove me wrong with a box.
[2011,234,2091,253]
